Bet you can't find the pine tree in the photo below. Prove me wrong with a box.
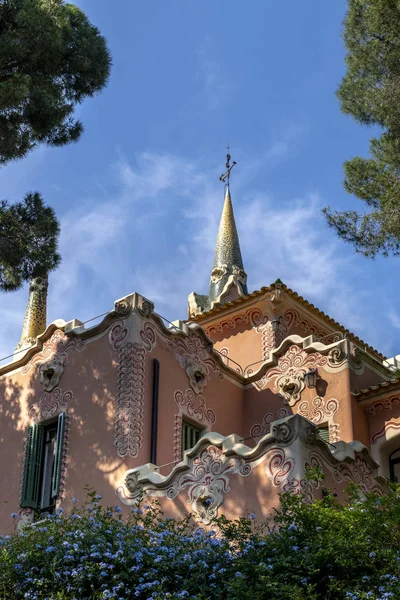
[323,0,400,257]
[0,0,111,164]
[0,192,60,291]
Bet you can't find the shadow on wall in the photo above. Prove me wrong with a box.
[0,334,131,529]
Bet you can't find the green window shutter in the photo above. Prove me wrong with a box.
[182,422,202,452]
[52,412,66,499]
[20,424,45,509]
[317,425,330,444]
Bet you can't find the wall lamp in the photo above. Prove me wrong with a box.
[270,317,282,333]
[304,368,319,389]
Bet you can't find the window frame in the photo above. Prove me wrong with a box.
[20,412,65,514]
[182,419,203,454]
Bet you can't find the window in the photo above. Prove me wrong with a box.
[317,425,330,444]
[182,421,202,453]
[21,412,65,515]
[389,448,400,482]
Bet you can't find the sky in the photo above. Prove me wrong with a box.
[1,0,400,363]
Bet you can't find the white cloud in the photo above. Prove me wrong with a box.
[197,37,236,110]
[0,141,399,363]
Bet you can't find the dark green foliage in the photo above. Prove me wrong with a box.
[324,0,400,257]
[0,0,111,164]
[0,192,60,291]
[2,485,400,599]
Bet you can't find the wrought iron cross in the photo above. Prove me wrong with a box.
[219,146,237,186]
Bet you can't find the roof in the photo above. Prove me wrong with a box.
[188,279,386,360]
[353,377,400,399]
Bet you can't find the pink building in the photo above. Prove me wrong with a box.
[0,180,398,532]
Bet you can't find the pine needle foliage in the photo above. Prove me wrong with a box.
[0,0,111,164]
[0,192,61,291]
[323,0,400,257]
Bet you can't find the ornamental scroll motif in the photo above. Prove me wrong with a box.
[259,345,328,405]
[165,445,252,524]
[174,389,216,425]
[22,329,86,377]
[109,320,156,458]
[265,447,321,503]
[204,307,263,337]
[297,397,340,443]
[332,454,383,494]
[29,388,74,423]
[363,395,400,416]
[250,408,290,440]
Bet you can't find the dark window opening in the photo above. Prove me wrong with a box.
[389,448,400,482]
[317,424,330,444]
[182,422,202,453]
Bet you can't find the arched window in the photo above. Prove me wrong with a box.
[389,448,400,482]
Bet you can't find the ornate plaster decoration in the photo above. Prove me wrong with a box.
[260,345,328,404]
[297,396,340,443]
[117,415,383,522]
[22,329,86,377]
[109,320,156,459]
[185,359,208,394]
[363,395,400,416]
[174,389,216,425]
[250,408,290,440]
[266,448,321,503]
[371,419,400,445]
[29,388,74,423]
[204,307,262,337]
[170,445,252,525]
[210,265,228,284]
[38,356,65,391]
[327,346,347,366]
[332,454,382,494]
[173,415,183,463]
[284,309,327,340]
[164,328,224,382]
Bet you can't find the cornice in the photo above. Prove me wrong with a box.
[188,280,385,361]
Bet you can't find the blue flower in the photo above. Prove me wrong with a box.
[114,506,122,514]
[248,512,256,520]
[10,512,18,519]
[369,552,377,558]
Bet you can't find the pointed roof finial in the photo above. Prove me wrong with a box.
[219,145,237,189]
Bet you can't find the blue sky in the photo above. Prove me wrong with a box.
[1,0,399,362]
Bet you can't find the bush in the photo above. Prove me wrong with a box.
[1,485,400,599]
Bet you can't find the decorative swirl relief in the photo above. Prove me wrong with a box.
[165,445,251,524]
[204,307,263,337]
[174,389,216,425]
[297,396,340,443]
[363,395,400,417]
[29,388,74,423]
[259,345,328,405]
[22,329,86,376]
[332,455,383,494]
[109,320,156,459]
[250,408,290,440]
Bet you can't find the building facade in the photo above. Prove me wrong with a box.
[0,184,398,532]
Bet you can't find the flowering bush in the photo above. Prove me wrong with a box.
[1,485,400,599]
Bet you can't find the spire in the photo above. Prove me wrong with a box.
[15,275,48,351]
[208,185,248,303]
[187,149,248,319]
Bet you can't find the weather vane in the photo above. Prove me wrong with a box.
[219,145,237,187]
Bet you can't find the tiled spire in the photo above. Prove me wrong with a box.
[208,186,248,304]
[15,276,48,351]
